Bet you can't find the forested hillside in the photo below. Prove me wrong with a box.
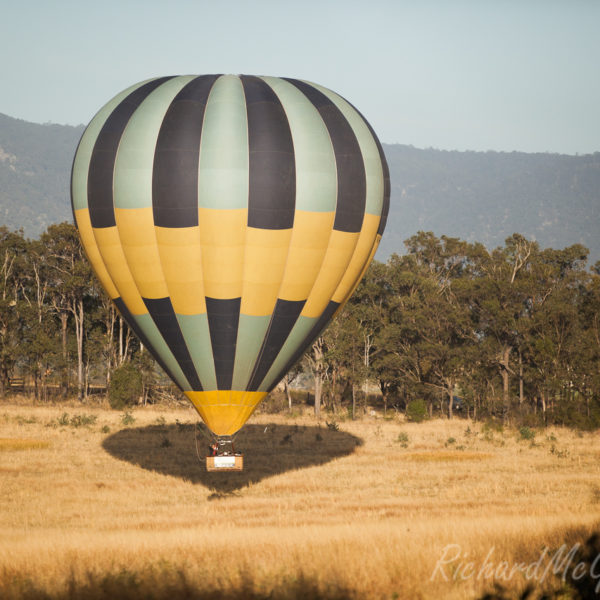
[379,144,600,264]
[0,114,84,235]
[0,113,598,263]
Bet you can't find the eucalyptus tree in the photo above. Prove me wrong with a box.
[461,234,538,421]
[0,227,28,397]
[41,222,94,401]
[524,244,589,418]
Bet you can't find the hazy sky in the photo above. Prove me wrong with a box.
[2,0,599,154]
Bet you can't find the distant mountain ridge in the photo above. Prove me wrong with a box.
[0,113,84,235]
[1,112,598,264]
[379,144,600,265]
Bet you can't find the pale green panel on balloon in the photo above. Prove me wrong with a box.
[135,313,192,391]
[307,81,384,217]
[113,76,196,209]
[71,79,155,211]
[261,77,337,212]
[257,315,317,392]
[176,313,217,391]
[231,314,271,390]
[198,75,249,210]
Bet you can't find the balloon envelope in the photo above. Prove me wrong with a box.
[71,74,389,435]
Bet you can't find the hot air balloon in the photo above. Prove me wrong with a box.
[71,74,389,469]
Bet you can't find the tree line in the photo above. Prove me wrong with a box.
[0,222,158,402]
[307,231,600,429]
[1,224,599,429]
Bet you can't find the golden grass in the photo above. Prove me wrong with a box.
[402,450,492,462]
[0,437,50,451]
[0,404,599,599]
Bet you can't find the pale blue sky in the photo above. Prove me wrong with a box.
[2,0,599,154]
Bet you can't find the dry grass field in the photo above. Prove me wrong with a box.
[0,400,599,599]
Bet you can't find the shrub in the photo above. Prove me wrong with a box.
[56,412,97,428]
[482,419,504,434]
[519,426,535,441]
[396,431,409,447]
[108,363,143,409]
[406,399,428,423]
[121,411,136,426]
[69,414,97,428]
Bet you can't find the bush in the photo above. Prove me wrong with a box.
[553,397,600,431]
[121,411,136,426]
[519,426,536,441]
[108,363,143,409]
[56,412,97,428]
[396,431,409,447]
[406,399,428,423]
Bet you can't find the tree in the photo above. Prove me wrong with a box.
[303,336,327,417]
[462,234,538,422]
[41,222,94,401]
[0,227,28,397]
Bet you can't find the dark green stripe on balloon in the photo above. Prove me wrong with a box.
[206,297,241,390]
[241,75,296,230]
[113,296,183,390]
[284,78,366,234]
[247,299,305,392]
[356,109,390,235]
[143,297,202,390]
[88,77,173,229]
[152,75,220,228]
[265,299,340,393]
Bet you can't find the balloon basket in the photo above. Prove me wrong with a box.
[206,455,244,471]
[206,435,244,472]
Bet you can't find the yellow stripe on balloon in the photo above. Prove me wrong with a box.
[74,208,119,299]
[240,227,293,316]
[277,210,335,302]
[114,207,169,300]
[198,207,246,299]
[92,226,148,315]
[331,213,380,304]
[155,226,206,315]
[331,233,382,323]
[185,390,266,435]
[301,230,359,318]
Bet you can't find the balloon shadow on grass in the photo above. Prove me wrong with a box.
[102,422,362,495]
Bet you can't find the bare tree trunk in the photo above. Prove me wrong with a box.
[500,346,511,423]
[61,311,68,398]
[284,376,292,412]
[314,372,322,417]
[123,325,132,362]
[363,332,372,398]
[119,316,124,365]
[308,337,325,418]
[448,383,454,419]
[74,299,84,402]
[351,382,356,420]
[518,350,524,407]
